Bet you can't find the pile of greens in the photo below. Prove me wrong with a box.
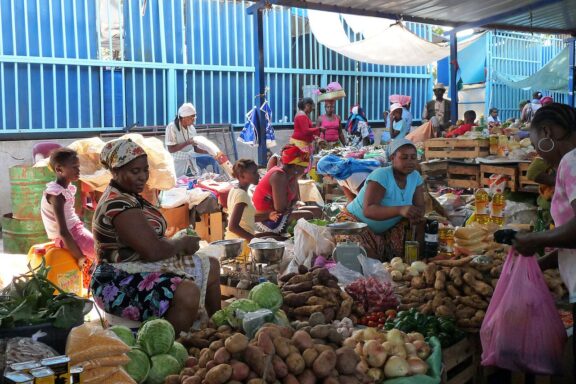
[0,260,89,329]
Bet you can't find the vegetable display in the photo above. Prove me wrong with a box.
[345,277,398,315]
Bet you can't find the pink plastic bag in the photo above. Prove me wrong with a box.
[480,248,567,374]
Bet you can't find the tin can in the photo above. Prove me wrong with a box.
[404,241,419,264]
[10,361,41,373]
[4,371,34,384]
[40,356,70,384]
[70,366,84,384]
[29,367,55,384]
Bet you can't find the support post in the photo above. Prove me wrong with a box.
[569,38,575,108]
[449,31,459,124]
[252,8,268,165]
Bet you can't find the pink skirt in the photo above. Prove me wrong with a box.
[55,222,95,261]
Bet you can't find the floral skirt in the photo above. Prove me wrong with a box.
[336,208,407,262]
[91,263,188,322]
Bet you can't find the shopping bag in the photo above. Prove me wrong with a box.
[480,248,567,374]
[292,218,335,267]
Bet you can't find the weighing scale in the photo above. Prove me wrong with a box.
[327,222,368,274]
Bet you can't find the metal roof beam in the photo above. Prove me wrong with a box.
[450,0,564,33]
[259,0,458,27]
[485,23,576,35]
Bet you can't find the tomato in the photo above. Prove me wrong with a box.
[367,321,377,328]
[378,318,386,325]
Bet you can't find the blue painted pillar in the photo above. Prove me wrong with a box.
[252,9,268,165]
[449,31,459,123]
[568,38,575,108]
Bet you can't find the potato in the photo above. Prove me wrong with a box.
[272,336,291,359]
[189,337,211,349]
[204,363,232,384]
[230,360,250,381]
[247,379,265,384]
[210,339,224,351]
[272,355,289,378]
[185,357,198,368]
[245,345,267,376]
[224,333,249,354]
[195,367,207,379]
[336,347,359,375]
[213,347,231,364]
[257,332,275,355]
[328,328,344,345]
[324,377,340,384]
[292,330,314,351]
[206,360,217,371]
[182,377,202,384]
[302,347,319,367]
[310,324,332,339]
[164,374,180,384]
[297,369,317,384]
[199,349,215,368]
[339,375,361,384]
[286,352,306,375]
[313,349,337,378]
[283,374,300,384]
[180,367,196,379]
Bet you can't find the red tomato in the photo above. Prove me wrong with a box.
[367,321,377,328]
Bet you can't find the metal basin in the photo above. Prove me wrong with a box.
[248,241,285,264]
[210,239,244,260]
[327,222,368,235]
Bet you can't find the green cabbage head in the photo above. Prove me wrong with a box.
[249,282,283,311]
[137,319,175,356]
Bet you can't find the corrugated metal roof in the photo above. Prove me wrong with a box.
[265,0,576,34]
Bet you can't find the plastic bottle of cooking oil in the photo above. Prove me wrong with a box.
[438,224,455,257]
[490,191,506,225]
[475,188,490,224]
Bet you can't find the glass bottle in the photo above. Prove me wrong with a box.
[424,219,439,259]
[490,191,506,226]
[475,188,490,225]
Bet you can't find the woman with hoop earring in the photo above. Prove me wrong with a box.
[513,103,576,368]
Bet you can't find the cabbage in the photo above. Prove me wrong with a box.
[125,348,150,384]
[109,325,136,346]
[211,309,228,327]
[144,354,181,384]
[168,342,188,368]
[226,299,260,328]
[137,319,175,356]
[249,282,283,311]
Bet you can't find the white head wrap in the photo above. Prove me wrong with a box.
[178,103,197,117]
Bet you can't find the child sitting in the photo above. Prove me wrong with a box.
[445,110,477,138]
[40,148,95,285]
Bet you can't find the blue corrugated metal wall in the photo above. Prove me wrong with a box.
[0,0,434,133]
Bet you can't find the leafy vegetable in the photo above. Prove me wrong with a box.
[125,348,151,383]
[210,309,228,327]
[168,342,188,368]
[137,319,175,356]
[109,325,136,346]
[225,299,260,328]
[145,354,181,384]
[248,282,283,311]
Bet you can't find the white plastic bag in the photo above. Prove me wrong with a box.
[293,218,335,267]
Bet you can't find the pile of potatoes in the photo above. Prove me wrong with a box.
[177,326,235,359]
[280,266,354,323]
[341,328,432,382]
[169,323,376,384]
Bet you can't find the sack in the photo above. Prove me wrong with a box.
[480,249,566,374]
[293,218,335,267]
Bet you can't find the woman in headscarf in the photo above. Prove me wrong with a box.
[336,139,425,261]
[346,105,374,147]
[253,144,321,233]
[290,97,320,154]
[91,139,221,333]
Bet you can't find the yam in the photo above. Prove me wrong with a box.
[284,291,315,307]
[293,305,325,317]
[313,350,337,378]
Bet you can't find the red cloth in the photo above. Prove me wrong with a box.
[445,123,475,138]
[281,144,309,165]
[291,114,319,143]
[252,166,298,212]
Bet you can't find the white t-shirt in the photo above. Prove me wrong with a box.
[40,182,82,239]
[165,121,198,176]
[225,188,256,239]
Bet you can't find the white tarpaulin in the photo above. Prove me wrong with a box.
[307,10,483,66]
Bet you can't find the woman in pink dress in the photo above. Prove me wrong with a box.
[317,99,346,148]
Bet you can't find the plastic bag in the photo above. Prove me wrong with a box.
[242,309,274,339]
[65,324,131,366]
[329,254,392,286]
[5,336,57,366]
[293,218,335,267]
[480,248,567,374]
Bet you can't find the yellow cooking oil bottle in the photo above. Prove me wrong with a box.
[490,191,506,225]
[28,242,83,296]
[475,188,490,224]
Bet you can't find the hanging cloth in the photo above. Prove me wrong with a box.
[260,100,277,149]
[238,106,259,147]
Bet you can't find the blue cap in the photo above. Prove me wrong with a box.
[389,138,416,156]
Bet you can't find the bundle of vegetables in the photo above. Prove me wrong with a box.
[280,266,353,322]
[382,308,465,348]
[345,277,398,316]
[341,328,441,382]
[0,260,90,329]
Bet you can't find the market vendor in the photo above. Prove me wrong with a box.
[388,103,410,140]
[336,138,425,260]
[317,99,345,148]
[423,83,451,137]
[345,105,374,147]
[253,144,322,233]
[91,138,221,333]
[165,102,220,177]
[513,103,576,325]
[316,154,380,202]
[290,97,320,155]
[445,110,477,138]
[487,107,500,126]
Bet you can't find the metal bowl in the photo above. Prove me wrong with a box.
[248,241,285,264]
[327,222,368,235]
[210,239,244,260]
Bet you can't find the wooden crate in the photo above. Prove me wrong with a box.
[442,337,477,384]
[195,211,224,242]
[518,162,539,193]
[447,163,480,189]
[480,164,518,191]
[159,204,190,238]
[420,160,448,187]
[324,182,345,203]
[425,138,489,160]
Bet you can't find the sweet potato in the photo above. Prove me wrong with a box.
[411,276,426,289]
[434,270,446,290]
[279,272,297,283]
[446,283,461,299]
[449,267,463,286]
[323,307,337,322]
[282,281,314,293]
[307,296,333,307]
[337,297,353,319]
[284,291,315,307]
[287,273,313,285]
[462,273,494,297]
[458,295,488,310]
[423,263,437,286]
[313,349,337,378]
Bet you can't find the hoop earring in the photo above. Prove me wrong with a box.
[537,137,555,153]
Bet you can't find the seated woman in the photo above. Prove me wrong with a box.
[91,139,221,333]
[336,139,425,260]
[316,154,380,202]
[445,110,476,138]
[253,145,322,233]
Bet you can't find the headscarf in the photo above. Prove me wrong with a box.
[389,138,416,156]
[540,96,554,106]
[316,154,379,180]
[178,102,196,117]
[100,138,147,170]
[346,105,368,135]
[389,95,411,107]
[281,144,309,167]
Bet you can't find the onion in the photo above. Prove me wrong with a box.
[413,340,432,360]
[407,356,429,375]
[404,343,417,357]
[384,356,410,378]
[410,261,427,273]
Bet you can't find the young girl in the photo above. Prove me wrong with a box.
[40,148,95,285]
[225,160,280,258]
